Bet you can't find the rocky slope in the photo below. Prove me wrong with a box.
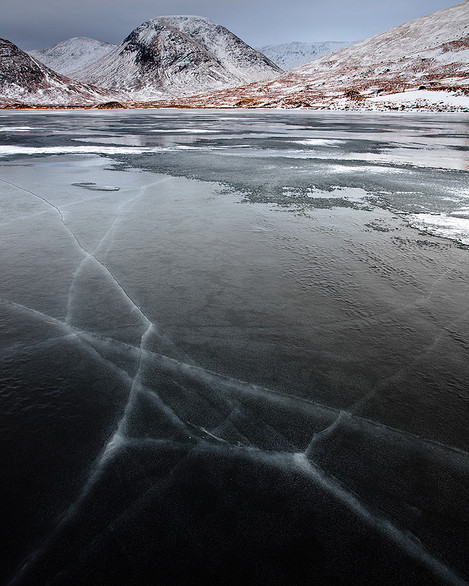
[71,16,282,100]
[0,38,111,106]
[28,37,116,77]
[161,1,469,111]
[258,41,354,70]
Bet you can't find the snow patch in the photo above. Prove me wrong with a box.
[0,126,41,132]
[294,139,342,146]
[0,145,166,156]
[407,213,469,245]
[28,37,117,77]
[371,90,469,108]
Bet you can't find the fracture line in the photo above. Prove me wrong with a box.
[293,452,468,586]
[0,298,189,438]
[0,177,151,326]
[1,176,195,365]
[65,177,170,323]
[350,303,469,417]
[4,295,469,462]
[45,439,210,583]
[54,315,162,534]
[304,410,348,457]
[7,327,185,586]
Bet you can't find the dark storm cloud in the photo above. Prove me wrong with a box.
[0,0,461,50]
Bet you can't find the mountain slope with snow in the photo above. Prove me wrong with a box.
[28,37,116,77]
[258,41,354,70]
[0,38,111,106]
[72,16,282,99]
[166,1,469,111]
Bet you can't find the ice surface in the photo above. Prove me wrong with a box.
[1,110,469,585]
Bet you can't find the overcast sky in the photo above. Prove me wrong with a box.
[0,0,461,50]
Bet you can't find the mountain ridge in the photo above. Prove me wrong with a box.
[70,16,282,100]
[28,37,117,77]
[257,41,354,70]
[1,5,468,110]
[0,38,111,106]
[158,2,469,111]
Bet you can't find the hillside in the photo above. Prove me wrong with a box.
[0,38,111,106]
[70,16,282,100]
[28,37,116,77]
[258,41,354,70]
[159,2,469,111]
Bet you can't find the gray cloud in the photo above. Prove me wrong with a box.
[0,0,460,50]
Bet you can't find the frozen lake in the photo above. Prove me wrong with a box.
[1,110,469,584]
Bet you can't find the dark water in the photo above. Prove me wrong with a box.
[1,110,469,585]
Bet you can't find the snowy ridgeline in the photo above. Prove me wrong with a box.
[21,17,282,102]
[173,2,469,111]
[2,3,469,108]
[257,41,354,70]
[28,37,355,79]
[66,16,282,100]
[28,37,117,77]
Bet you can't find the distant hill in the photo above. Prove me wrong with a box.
[257,41,354,70]
[28,37,116,77]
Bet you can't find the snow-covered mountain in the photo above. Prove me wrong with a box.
[0,38,111,106]
[167,1,469,111]
[3,4,468,110]
[258,41,354,70]
[71,16,282,100]
[28,37,116,77]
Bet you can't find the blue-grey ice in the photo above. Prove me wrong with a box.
[1,109,468,585]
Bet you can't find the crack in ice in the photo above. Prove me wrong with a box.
[350,304,469,417]
[6,293,469,585]
[292,452,468,586]
[3,296,468,459]
[64,177,171,325]
[304,410,348,458]
[0,177,152,327]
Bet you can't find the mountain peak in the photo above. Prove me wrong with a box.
[71,15,281,99]
[28,37,116,77]
[147,15,215,24]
